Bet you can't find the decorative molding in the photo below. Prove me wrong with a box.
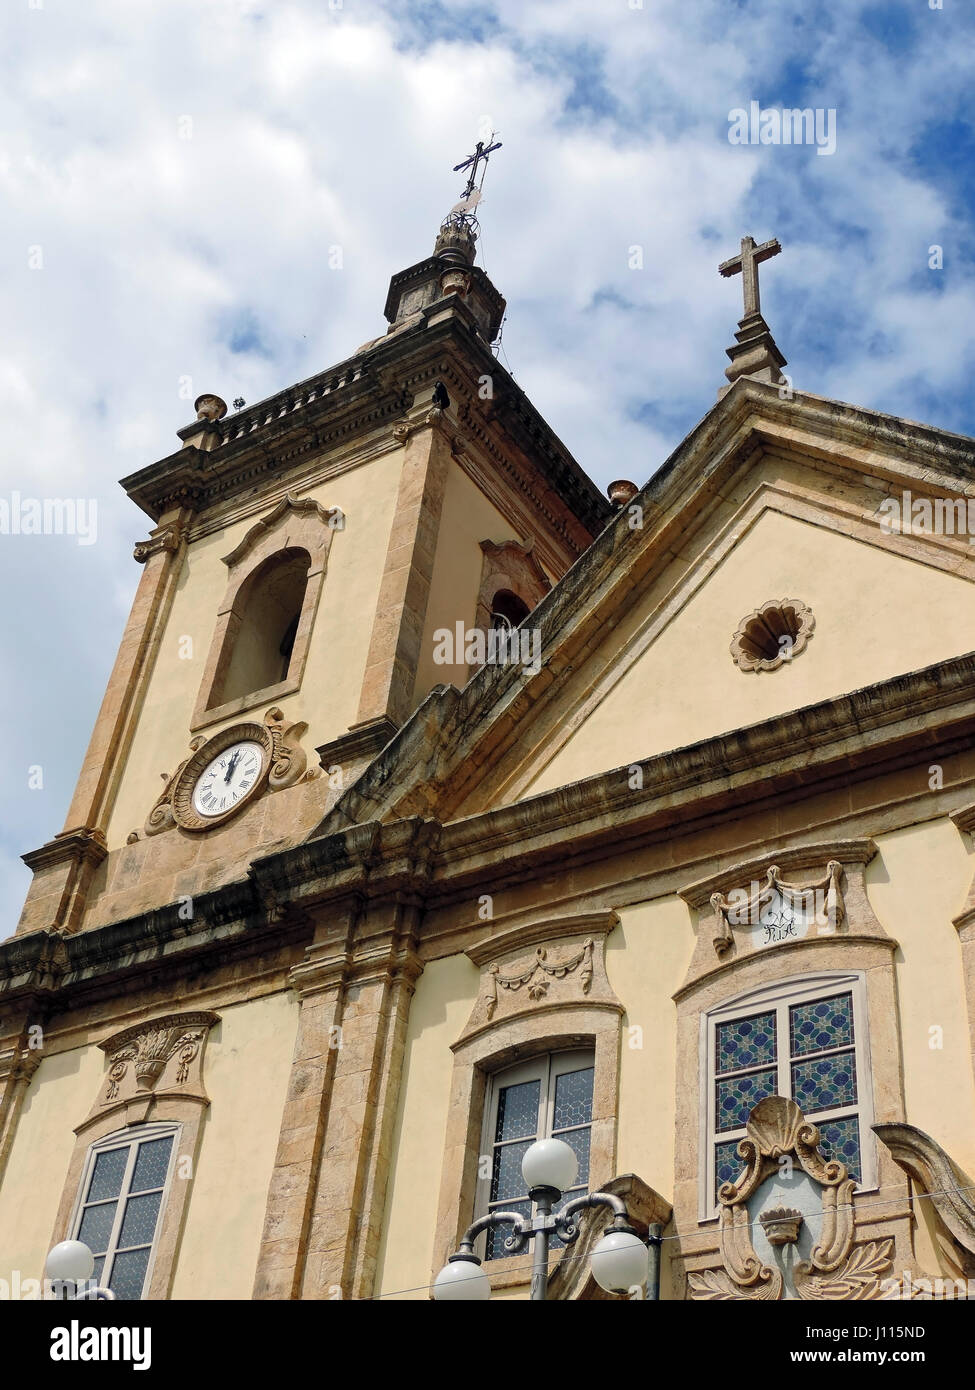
[548,1173,672,1300]
[315,716,400,772]
[730,598,814,673]
[133,522,184,564]
[220,494,343,569]
[85,1010,219,1126]
[677,840,890,990]
[688,1097,903,1301]
[485,939,593,1018]
[874,1122,975,1277]
[458,916,622,1049]
[708,861,844,958]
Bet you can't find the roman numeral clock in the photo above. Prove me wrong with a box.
[132,708,311,840]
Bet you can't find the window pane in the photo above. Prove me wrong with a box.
[78,1201,117,1255]
[495,1080,540,1143]
[816,1115,861,1181]
[790,994,854,1057]
[490,1138,532,1202]
[791,1049,857,1111]
[715,1139,746,1193]
[108,1247,152,1301]
[91,1255,105,1285]
[130,1137,173,1194]
[715,1067,777,1132]
[485,1200,530,1260]
[118,1192,163,1250]
[553,1067,593,1131]
[715,1012,776,1075]
[558,1125,591,1190]
[86,1148,128,1204]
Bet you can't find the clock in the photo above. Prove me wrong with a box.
[192,740,266,819]
[170,722,274,831]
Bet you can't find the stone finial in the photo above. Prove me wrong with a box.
[193,394,228,422]
[608,479,639,507]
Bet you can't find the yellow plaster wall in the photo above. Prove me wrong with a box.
[606,898,697,1201]
[0,1043,105,1286]
[866,818,975,1176]
[374,954,479,1300]
[170,990,297,1299]
[105,454,402,849]
[524,511,975,797]
[413,462,522,706]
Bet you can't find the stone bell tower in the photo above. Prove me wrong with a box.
[13,190,611,943]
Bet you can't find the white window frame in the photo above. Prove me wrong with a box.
[475,1048,595,1259]
[69,1122,181,1300]
[698,971,876,1220]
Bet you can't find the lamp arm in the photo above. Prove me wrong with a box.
[457,1209,531,1259]
[554,1191,637,1244]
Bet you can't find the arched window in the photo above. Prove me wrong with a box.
[476,1048,595,1260]
[70,1122,180,1300]
[489,588,531,631]
[213,548,310,707]
[192,495,340,732]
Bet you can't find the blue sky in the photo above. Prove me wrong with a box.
[1,0,974,935]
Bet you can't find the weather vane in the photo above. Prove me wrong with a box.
[445,133,502,235]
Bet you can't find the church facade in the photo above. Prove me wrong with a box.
[3,199,975,1302]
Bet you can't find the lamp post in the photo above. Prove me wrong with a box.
[45,1241,117,1301]
[433,1137,649,1301]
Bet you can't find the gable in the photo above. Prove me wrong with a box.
[517,505,975,801]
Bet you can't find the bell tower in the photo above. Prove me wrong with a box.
[15,176,611,940]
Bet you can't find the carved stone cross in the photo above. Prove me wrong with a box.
[719,235,782,319]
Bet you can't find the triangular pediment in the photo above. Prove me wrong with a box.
[310,379,975,835]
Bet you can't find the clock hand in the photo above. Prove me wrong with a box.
[224,751,240,784]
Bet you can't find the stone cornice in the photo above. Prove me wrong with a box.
[678,839,878,910]
[8,654,975,1002]
[119,305,610,538]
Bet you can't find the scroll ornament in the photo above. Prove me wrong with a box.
[709,861,844,957]
[486,939,594,1020]
[687,1097,905,1301]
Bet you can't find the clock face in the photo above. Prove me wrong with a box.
[191,740,266,818]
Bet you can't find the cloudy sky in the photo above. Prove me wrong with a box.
[2,0,973,937]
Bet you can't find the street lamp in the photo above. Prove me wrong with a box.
[45,1241,117,1301]
[433,1137,649,1301]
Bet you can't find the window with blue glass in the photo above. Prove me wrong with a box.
[71,1124,178,1299]
[478,1049,594,1260]
[706,975,871,1212]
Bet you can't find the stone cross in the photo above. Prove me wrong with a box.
[453,136,502,199]
[719,235,782,319]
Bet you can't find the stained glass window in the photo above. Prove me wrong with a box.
[707,984,867,1210]
[483,1052,594,1260]
[73,1127,176,1300]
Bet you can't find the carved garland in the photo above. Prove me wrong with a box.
[688,1097,903,1301]
[709,861,844,958]
[485,939,594,1019]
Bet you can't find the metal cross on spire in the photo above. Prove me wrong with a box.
[718,235,782,320]
[453,134,502,202]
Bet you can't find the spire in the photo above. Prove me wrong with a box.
[380,135,506,345]
[717,235,788,396]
